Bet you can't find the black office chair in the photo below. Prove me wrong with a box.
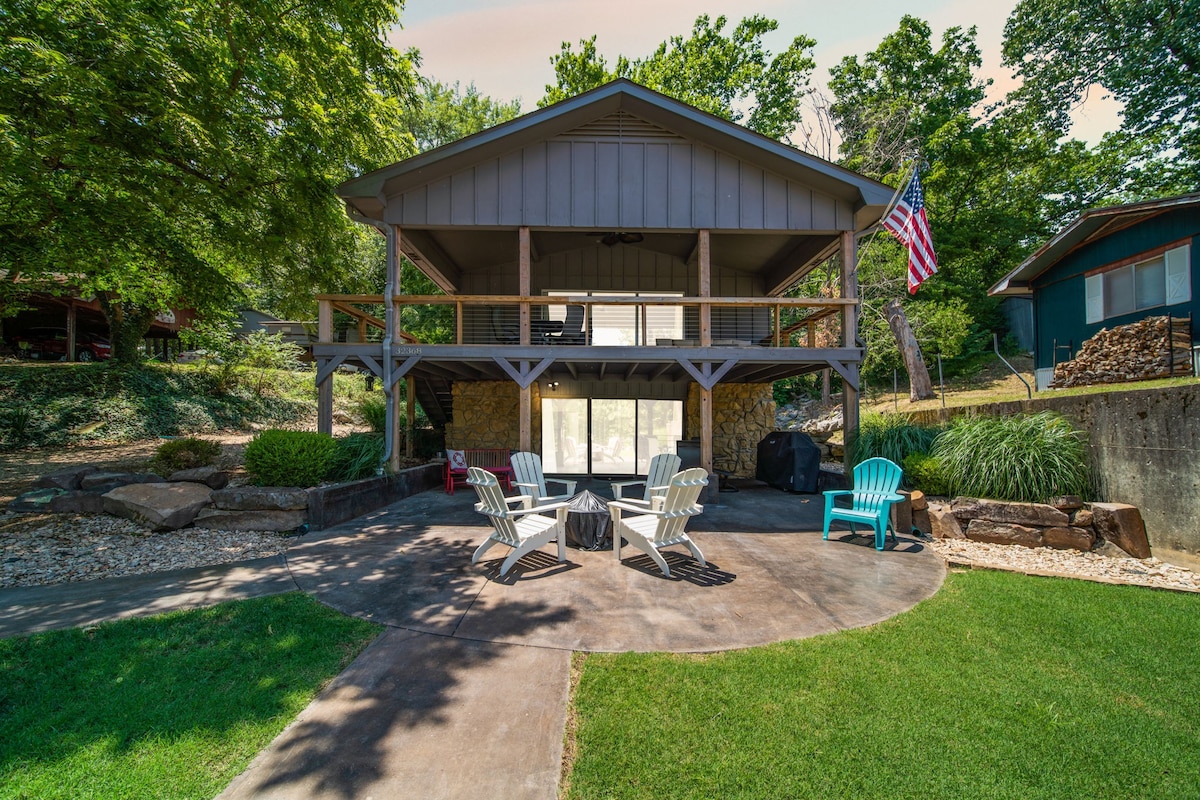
[552,304,586,345]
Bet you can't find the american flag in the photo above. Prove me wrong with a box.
[882,167,938,294]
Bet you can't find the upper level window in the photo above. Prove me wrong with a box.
[546,290,683,345]
[1085,243,1191,323]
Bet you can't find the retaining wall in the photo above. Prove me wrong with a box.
[307,462,443,531]
[906,383,1200,555]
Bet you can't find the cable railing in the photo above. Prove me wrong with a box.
[315,294,855,349]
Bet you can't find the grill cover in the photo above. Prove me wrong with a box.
[756,431,822,493]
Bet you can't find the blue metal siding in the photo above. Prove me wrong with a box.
[1031,209,1200,370]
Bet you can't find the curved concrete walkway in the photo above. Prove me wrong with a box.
[218,485,944,800]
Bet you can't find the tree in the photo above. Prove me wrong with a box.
[1003,0,1200,193]
[541,15,817,143]
[401,79,521,152]
[0,0,418,360]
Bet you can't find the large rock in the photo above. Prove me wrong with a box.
[8,488,66,513]
[1041,526,1097,552]
[912,507,931,536]
[211,486,309,512]
[168,466,230,490]
[951,497,1069,527]
[193,508,307,532]
[33,466,98,491]
[927,504,964,539]
[102,482,213,531]
[964,519,1043,548]
[1090,503,1151,559]
[80,471,165,493]
[48,491,106,514]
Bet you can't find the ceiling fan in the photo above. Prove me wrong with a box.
[588,232,645,247]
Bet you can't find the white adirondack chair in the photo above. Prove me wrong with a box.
[468,467,568,576]
[511,451,577,504]
[609,467,708,577]
[610,453,682,509]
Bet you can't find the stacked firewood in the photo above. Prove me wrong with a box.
[1051,315,1194,388]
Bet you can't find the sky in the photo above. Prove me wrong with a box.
[390,0,1122,147]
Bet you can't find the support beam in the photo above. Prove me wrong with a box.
[700,385,713,482]
[698,229,711,347]
[400,230,462,293]
[840,230,860,473]
[317,300,334,435]
[519,227,531,346]
[65,302,77,362]
[520,385,531,452]
[405,376,416,461]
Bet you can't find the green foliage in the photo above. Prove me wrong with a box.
[848,413,940,467]
[901,452,951,496]
[357,393,387,432]
[566,570,1200,798]
[402,78,521,152]
[0,363,313,450]
[0,594,379,800]
[244,429,337,487]
[181,320,306,395]
[931,411,1092,502]
[327,432,386,483]
[151,437,222,476]
[541,15,817,143]
[0,0,419,358]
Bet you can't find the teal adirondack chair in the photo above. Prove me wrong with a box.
[822,457,904,551]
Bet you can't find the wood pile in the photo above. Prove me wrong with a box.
[1050,315,1194,388]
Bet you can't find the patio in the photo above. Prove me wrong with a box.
[286,481,946,653]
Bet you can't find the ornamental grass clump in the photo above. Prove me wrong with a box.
[327,432,386,483]
[931,411,1091,503]
[848,413,941,468]
[244,429,337,487]
[151,436,222,475]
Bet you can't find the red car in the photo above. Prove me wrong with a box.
[13,327,112,362]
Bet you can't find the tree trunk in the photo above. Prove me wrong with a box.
[96,293,158,364]
[884,298,936,401]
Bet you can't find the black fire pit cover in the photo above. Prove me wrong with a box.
[564,490,613,550]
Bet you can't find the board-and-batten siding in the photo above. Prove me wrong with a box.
[392,120,852,231]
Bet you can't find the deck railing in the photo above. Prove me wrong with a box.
[316,294,854,349]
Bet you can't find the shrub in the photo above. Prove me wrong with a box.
[152,436,222,475]
[327,433,386,483]
[357,393,386,432]
[244,429,337,487]
[931,411,1091,503]
[848,413,941,467]
[902,452,952,496]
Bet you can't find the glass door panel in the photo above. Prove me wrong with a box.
[636,399,684,473]
[541,398,588,474]
[590,398,637,474]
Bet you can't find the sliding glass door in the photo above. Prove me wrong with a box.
[542,397,682,476]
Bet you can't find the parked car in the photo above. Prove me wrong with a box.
[12,327,112,361]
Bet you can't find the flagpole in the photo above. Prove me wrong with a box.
[855,158,919,266]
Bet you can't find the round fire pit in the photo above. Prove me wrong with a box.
[564,490,613,550]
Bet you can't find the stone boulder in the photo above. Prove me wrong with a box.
[48,491,107,514]
[80,471,165,494]
[102,482,213,531]
[33,466,99,491]
[211,486,309,512]
[927,504,964,539]
[964,519,1043,548]
[1090,503,1151,559]
[951,498,1069,527]
[8,488,66,513]
[193,508,307,532]
[1041,526,1097,552]
[168,466,230,490]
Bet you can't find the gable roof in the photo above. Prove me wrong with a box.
[990,193,1200,296]
[338,78,893,230]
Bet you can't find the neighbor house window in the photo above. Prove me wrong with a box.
[1085,243,1191,323]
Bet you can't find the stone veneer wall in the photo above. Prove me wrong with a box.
[444,381,541,452]
[686,383,776,478]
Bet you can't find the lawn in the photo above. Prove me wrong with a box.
[565,570,1200,799]
[0,593,380,800]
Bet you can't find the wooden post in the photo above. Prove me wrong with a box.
[317,298,333,435]
[840,230,859,472]
[700,386,713,480]
[456,300,463,345]
[392,225,405,470]
[698,229,711,346]
[773,304,781,347]
[405,375,416,461]
[519,227,532,451]
[65,302,77,362]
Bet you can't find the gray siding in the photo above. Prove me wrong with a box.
[385,113,854,232]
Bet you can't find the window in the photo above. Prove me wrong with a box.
[1085,244,1191,323]
[545,290,684,345]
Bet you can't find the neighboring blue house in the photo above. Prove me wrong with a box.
[990,193,1200,389]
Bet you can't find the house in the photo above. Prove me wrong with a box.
[327,79,894,485]
[990,193,1200,390]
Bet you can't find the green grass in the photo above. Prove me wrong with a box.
[0,593,380,800]
[565,570,1200,799]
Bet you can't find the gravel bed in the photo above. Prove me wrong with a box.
[930,537,1200,593]
[0,511,291,589]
